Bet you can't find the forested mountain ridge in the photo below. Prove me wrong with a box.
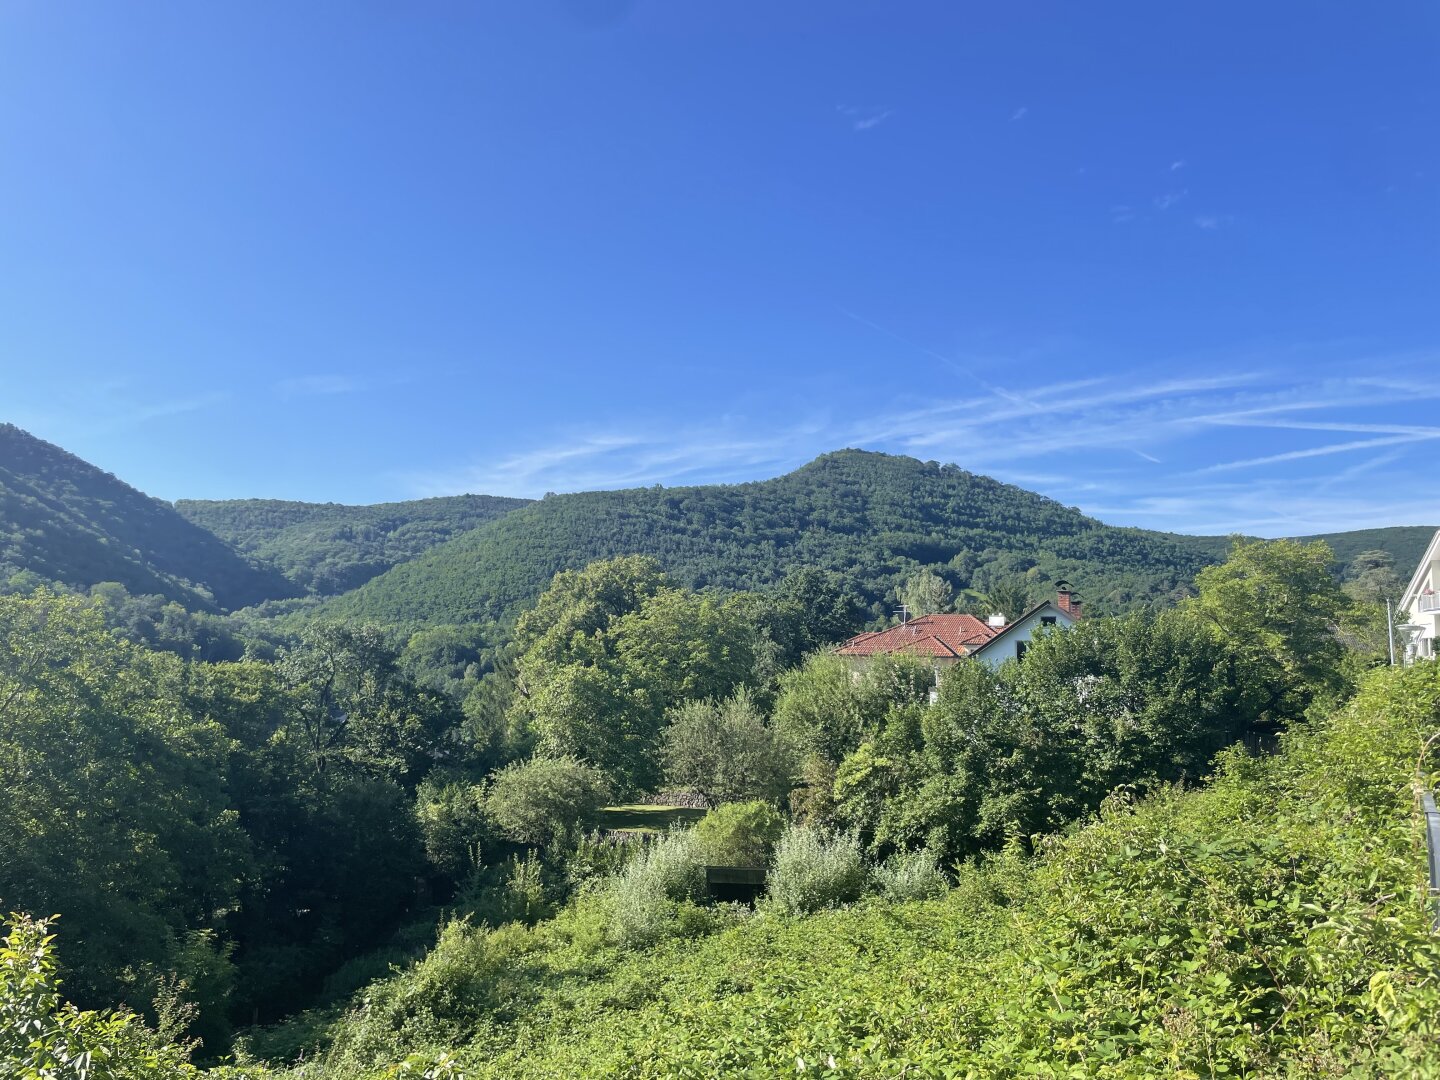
[4,432,1429,624]
[0,424,297,610]
[175,493,531,596]
[318,448,1387,628]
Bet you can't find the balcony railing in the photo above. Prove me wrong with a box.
[1420,594,1440,613]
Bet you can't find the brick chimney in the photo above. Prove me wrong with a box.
[1055,581,1082,619]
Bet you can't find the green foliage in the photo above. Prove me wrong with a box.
[174,494,529,597]
[692,801,786,867]
[899,568,951,617]
[870,848,947,902]
[278,622,459,785]
[773,650,936,765]
[967,573,1032,621]
[87,582,252,662]
[509,557,756,792]
[1193,536,1351,723]
[484,756,609,851]
[766,827,868,915]
[0,591,441,1041]
[0,913,230,1079]
[608,829,709,949]
[414,778,490,881]
[317,450,1250,628]
[0,593,250,1029]
[0,424,296,611]
[281,660,1440,1078]
[836,607,1263,863]
[660,688,795,806]
[456,852,556,929]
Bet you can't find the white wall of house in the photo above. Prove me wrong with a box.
[973,605,1075,671]
[1400,530,1440,662]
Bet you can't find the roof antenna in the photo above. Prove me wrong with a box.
[894,604,911,624]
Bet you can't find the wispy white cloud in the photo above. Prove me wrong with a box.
[94,393,229,434]
[395,429,819,500]
[1154,189,1189,210]
[1194,214,1223,229]
[276,374,363,399]
[1010,106,1028,121]
[394,349,1440,536]
[1193,433,1440,474]
[1316,450,1407,494]
[1170,159,1186,171]
[837,105,892,132]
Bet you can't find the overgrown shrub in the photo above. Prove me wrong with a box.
[870,848,947,902]
[787,754,838,827]
[608,829,707,949]
[693,801,785,866]
[414,777,490,881]
[320,918,536,1074]
[0,912,214,1078]
[484,755,609,851]
[456,852,556,929]
[559,833,638,895]
[766,826,867,915]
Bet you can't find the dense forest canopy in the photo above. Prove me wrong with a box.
[2,429,1429,636]
[307,451,1342,629]
[0,425,296,611]
[314,450,1435,630]
[174,494,530,596]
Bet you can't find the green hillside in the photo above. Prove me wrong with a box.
[316,449,1426,628]
[1300,524,1435,571]
[175,493,531,595]
[0,424,296,610]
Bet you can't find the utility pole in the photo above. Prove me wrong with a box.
[1387,598,1396,666]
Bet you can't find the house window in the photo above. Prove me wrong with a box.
[1016,640,1028,660]
[1041,616,1056,627]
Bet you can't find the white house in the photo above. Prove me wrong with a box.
[1399,529,1440,663]
[967,584,1082,670]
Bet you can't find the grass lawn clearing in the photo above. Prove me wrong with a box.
[596,804,706,833]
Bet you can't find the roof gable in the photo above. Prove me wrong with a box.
[968,601,1075,658]
[834,613,999,658]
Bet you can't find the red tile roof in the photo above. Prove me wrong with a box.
[834,614,1002,659]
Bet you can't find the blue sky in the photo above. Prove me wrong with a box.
[2,1,1437,535]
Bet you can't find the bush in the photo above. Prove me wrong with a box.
[766,826,867,915]
[456,852,556,929]
[414,777,490,880]
[558,833,638,895]
[693,801,785,866]
[608,829,707,949]
[321,918,535,1074]
[485,755,609,851]
[871,848,948,902]
[628,829,707,903]
[1,912,210,1078]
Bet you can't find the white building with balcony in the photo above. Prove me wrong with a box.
[1399,529,1440,663]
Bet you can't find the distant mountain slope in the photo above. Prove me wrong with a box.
[175,494,531,595]
[1297,525,1435,572]
[0,424,296,610]
[317,450,1240,627]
